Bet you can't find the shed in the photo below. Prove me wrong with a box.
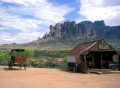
[67,39,120,72]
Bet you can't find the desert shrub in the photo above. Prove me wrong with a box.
[0,50,10,65]
[34,50,67,58]
[59,61,68,69]
[31,50,68,69]
[23,49,34,59]
[27,56,68,69]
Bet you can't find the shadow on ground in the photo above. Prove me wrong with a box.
[3,67,25,71]
[58,69,85,74]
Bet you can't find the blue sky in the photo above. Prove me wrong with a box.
[0,0,120,44]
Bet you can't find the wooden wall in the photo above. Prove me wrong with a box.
[90,40,114,51]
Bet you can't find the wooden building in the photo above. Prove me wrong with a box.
[67,39,120,72]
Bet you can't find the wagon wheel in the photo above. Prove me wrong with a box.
[19,64,22,69]
[68,68,70,71]
[8,62,12,70]
[73,67,76,72]
[24,65,26,70]
[9,66,12,70]
[24,62,26,70]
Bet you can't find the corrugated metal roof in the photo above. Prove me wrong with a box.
[67,40,102,56]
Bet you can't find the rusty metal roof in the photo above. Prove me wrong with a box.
[67,40,102,56]
[67,39,120,56]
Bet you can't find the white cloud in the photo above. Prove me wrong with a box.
[78,0,120,26]
[0,31,44,44]
[0,32,16,44]
[1,0,73,25]
[1,0,47,6]
[0,0,73,44]
[0,27,9,30]
[0,9,41,32]
[15,32,44,44]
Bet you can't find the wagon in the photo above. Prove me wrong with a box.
[8,49,26,70]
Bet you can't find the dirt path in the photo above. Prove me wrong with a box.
[0,66,120,88]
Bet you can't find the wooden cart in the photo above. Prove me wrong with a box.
[8,49,26,70]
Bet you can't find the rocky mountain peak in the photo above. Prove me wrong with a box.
[43,20,97,39]
[93,20,105,26]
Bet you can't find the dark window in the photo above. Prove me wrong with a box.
[87,53,92,61]
[81,55,84,62]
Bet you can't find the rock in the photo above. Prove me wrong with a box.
[43,20,98,39]
[49,25,55,36]
[54,23,61,36]
[43,33,49,39]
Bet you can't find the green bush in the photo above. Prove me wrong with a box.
[0,50,10,65]
[26,56,67,69]
[34,50,67,58]
[32,50,68,69]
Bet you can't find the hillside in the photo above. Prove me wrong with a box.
[0,20,120,50]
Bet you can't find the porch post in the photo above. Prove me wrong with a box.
[101,52,103,68]
[118,55,120,71]
[84,55,87,73]
[92,52,94,68]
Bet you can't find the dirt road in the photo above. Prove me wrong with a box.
[0,66,120,88]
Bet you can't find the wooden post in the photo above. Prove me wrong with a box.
[92,52,94,68]
[84,55,87,73]
[118,55,120,71]
[101,52,103,68]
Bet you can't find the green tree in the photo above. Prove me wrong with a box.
[0,50,10,65]
[23,49,34,67]
[23,49,34,59]
[0,51,5,61]
[0,50,10,61]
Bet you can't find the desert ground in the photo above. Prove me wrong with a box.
[0,66,120,88]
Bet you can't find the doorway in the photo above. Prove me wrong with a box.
[94,52,101,68]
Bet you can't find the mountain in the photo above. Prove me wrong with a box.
[0,20,120,50]
[42,20,97,39]
[31,20,120,49]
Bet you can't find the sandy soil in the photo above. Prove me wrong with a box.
[0,66,120,88]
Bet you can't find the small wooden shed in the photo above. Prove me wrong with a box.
[67,39,120,72]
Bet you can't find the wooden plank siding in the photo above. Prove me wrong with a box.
[76,55,81,64]
[89,40,114,51]
[14,56,25,63]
